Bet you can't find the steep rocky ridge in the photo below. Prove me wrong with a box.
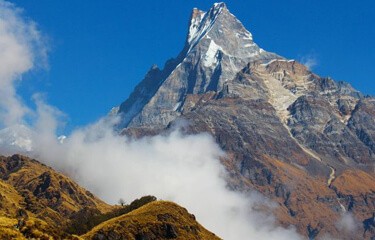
[116,3,375,239]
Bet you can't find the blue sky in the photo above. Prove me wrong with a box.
[10,0,375,130]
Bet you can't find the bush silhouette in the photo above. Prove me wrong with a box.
[66,195,157,235]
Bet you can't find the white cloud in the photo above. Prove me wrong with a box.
[0,0,47,127]
[300,54,318,70]
[336,213,360,235]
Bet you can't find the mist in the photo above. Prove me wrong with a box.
[0,1,302,239]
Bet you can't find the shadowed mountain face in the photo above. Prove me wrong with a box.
[116,3,375,239]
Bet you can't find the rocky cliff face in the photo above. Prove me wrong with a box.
[116,2,375,239]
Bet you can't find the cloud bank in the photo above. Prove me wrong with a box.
[0,1,303,239]
[32,112,302,240]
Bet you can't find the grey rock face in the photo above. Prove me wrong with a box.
[348,98,375,155]
[117,59,179,128]
[287,95,373,167]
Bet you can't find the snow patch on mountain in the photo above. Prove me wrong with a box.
[57,135,67,144]
[187,2,226,52]
[188,9,206,44]
[204,40,221,67]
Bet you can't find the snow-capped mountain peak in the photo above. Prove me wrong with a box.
[117,3,281,129]
[187,3,226,47]
[187,8,206,45]
[186,2,263,59]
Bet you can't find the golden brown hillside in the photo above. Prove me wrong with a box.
[83,201,221,240]
[0,154,112,219]
[0,154,113,238]
[0,155,220,239]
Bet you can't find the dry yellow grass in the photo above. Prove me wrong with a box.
[0,181,23,217]
[83,201,221,240]
[0,216,25,240]
[0,154,115,238]
[332,169,375,195]
[0,154,112,215]
[1,155,112,214]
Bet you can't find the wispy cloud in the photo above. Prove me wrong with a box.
[336,213,360,236]
[0,0,47,127]
[300,53,318,70]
